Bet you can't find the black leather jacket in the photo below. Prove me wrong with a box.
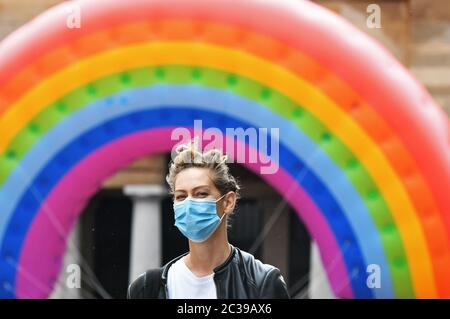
[127,246,290,299]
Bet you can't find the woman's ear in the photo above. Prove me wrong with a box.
[222,191,237,214]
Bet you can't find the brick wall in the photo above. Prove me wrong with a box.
[315,0,450,114]
[0,0,62,39]
[409,0,450,114]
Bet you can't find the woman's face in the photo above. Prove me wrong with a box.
[174,167,235,215]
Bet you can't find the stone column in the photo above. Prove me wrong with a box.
[309,241,335,299]
[124,184,166,283]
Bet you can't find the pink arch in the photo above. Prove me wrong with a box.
[16,128,352,298]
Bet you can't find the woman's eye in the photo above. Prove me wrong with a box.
[175,196,186,201]
[197,192,208,197]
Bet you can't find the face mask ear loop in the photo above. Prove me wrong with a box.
[216,193,229,219]
[219,211,227,222]
[215,193,227,203]
[218,192,230,224]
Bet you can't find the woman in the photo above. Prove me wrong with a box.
[127,142,290,299]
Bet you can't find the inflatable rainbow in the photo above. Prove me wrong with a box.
[0,0,449,299]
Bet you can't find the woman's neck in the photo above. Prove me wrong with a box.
[184,226,231,277]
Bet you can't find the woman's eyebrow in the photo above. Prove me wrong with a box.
[174,185,210,193]
[192,185,211,191]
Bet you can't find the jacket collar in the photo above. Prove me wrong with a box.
[213,244,237,274]
[161,244,237,283]
[161,251,188,283]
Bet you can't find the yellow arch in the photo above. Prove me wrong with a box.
[0,42,436,297]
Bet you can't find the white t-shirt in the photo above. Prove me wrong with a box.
[167,257,217,299]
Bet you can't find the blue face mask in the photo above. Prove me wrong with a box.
[173,194,227,242]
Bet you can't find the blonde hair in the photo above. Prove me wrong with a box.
[166,141,241,200]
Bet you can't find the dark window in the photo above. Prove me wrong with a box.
[228,199,263,259]
[288,209,311,298]
[80,190,132,299]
